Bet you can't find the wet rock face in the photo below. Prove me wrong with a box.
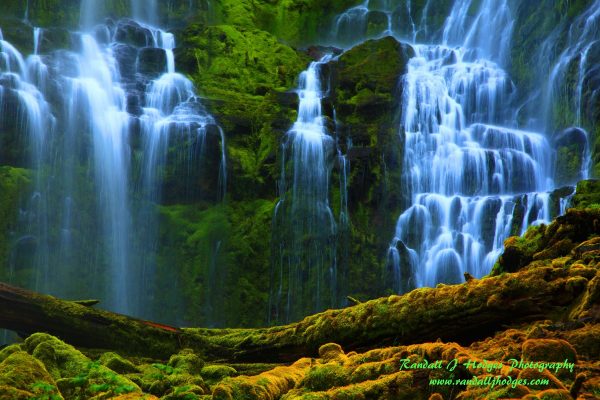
[115,19,154,47]
[554,127,588,186]
[323,36,414,298]
[137,47,167,78]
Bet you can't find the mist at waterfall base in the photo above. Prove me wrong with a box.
[0,0,225,326]
[0,0,597,329]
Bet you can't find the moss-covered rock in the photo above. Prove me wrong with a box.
[212,358,311,400]
[0,351,62,399]
[200,365,238,385]
[22,333,141,399]
[99,352,140,374]
[324,36,414,298]
[522,339,577,363]
[571,179,600,209]
[168,349,204,375]
[0,343,21,363]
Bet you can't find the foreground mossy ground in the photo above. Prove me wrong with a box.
[2,203,600,399]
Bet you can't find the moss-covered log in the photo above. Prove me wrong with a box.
[1,257,597,365]
[1,209,598,362]
[0,282,199,359]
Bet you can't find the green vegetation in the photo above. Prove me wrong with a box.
[0,167,31,282]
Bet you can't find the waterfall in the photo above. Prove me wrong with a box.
[544,0,600,127]
[386,1,558,291]
[540,0,600,181]
[331,0,449,48]
[270,56,339,323]
[80,0,159,28]
[0,4,225,322]
[132,0,159,26]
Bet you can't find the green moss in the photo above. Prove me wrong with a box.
[572,179,600,209]
[176,24,308,97]
[21,334,140,399]
[494,225,544,274]
[0,344,22,364]
[304,363,350,391]
[168,349,205,375]
[0,351,62,399]
[157,199,276,327]
[0,166,31,281]
[212,0,363,45]
[200,365,238,385]
[555,146,582,185]
[99,352,139,374]
[325,37,413,299]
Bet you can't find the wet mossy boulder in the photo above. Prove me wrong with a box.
[134,361,209,398]
[495,207,600,274]
[167,349,204,375]
[0,344,21,363]
[174,23,307,201]
[571,179,600,209]
[0,18,34,54]
[22,333,141,399]
[554,128,588,186]
[99,352,140,374]
[115,19,154,47]
[522,339,577,363]
[0,351,63,400]
[137,47,167,78]
[334,36,414,102]
[200,365,237,385]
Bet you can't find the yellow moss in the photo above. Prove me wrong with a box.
[168,349,205,375]
[534,388,572,399]
[99,352,139,374]
[212,358,311,399]
[283,371,417,400]
[0,385,34,400]
[517,368,566,390]
[317,343,347,363]
[0,351,62,399]
[0,344,22,363]
[522,339,577,363]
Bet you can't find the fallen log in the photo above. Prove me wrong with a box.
[0,281,198,359]
[0,262,597,363]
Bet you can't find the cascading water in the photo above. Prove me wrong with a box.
[270,56,340,324]
[386,0,560,291]
[540,0,600,184]
[0,2,225,322]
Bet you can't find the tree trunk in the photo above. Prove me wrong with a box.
[0,263,594,362]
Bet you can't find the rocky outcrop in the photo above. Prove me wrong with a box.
[325,36,415,299]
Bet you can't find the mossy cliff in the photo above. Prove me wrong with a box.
[509,0,600,181]
[0,167,31,283]
[325,37,415,299]
[169,3,417,324]
[210,0,362,46]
